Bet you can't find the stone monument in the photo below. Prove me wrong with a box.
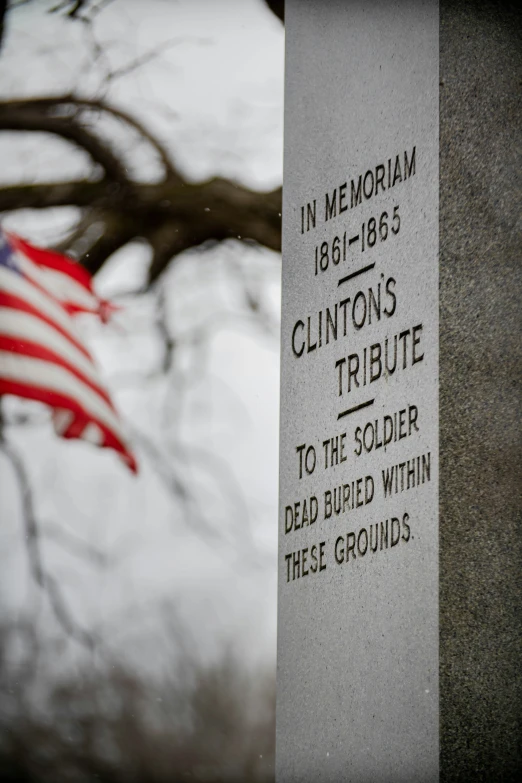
[277,2,521,781]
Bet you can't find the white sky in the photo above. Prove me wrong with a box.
[0,0,284,681]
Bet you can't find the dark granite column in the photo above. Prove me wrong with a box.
[440,2,522,779]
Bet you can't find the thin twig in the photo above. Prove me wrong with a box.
[0,423,97,651]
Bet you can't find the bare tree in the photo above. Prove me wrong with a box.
[0,1,283,285]
[0,93,282,283]
[0,4,282,780]
[0,0,283,650]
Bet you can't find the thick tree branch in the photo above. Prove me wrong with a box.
[79,216,135,275]
[0,175,282,282]
[264,0,284,23]
[142,178,282,281]
[0,179,110,211]
[0,108,129,183]
[0,93,282,283]
[1,95,179,182]
[0,0,7,48]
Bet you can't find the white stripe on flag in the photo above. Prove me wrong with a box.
[82,421,104,445]
[18,255,99,309]
[0,267,87,344]
[0,308,110,400]
[0,351,128,445]
[53,408,74,435]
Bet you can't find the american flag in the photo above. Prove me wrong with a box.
[0,227,137,473]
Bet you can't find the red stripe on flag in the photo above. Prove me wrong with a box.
[0,335,115,410]
[7,233,94,291]
[0,291,93,361]
[14,259,100,317]
[61,415,88,440]
[63,301,101,317]
[0,379,137,473]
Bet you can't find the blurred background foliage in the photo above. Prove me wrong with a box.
[0,1,284,780]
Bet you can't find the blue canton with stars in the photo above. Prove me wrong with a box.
[0,230,22,274]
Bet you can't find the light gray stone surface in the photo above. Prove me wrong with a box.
[277,2,439,781]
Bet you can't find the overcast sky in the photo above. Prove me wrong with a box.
[0,0,284,681]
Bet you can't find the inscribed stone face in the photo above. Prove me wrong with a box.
[277,2,439,781]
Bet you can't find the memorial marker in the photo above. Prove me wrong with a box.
[277,1,521,781]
